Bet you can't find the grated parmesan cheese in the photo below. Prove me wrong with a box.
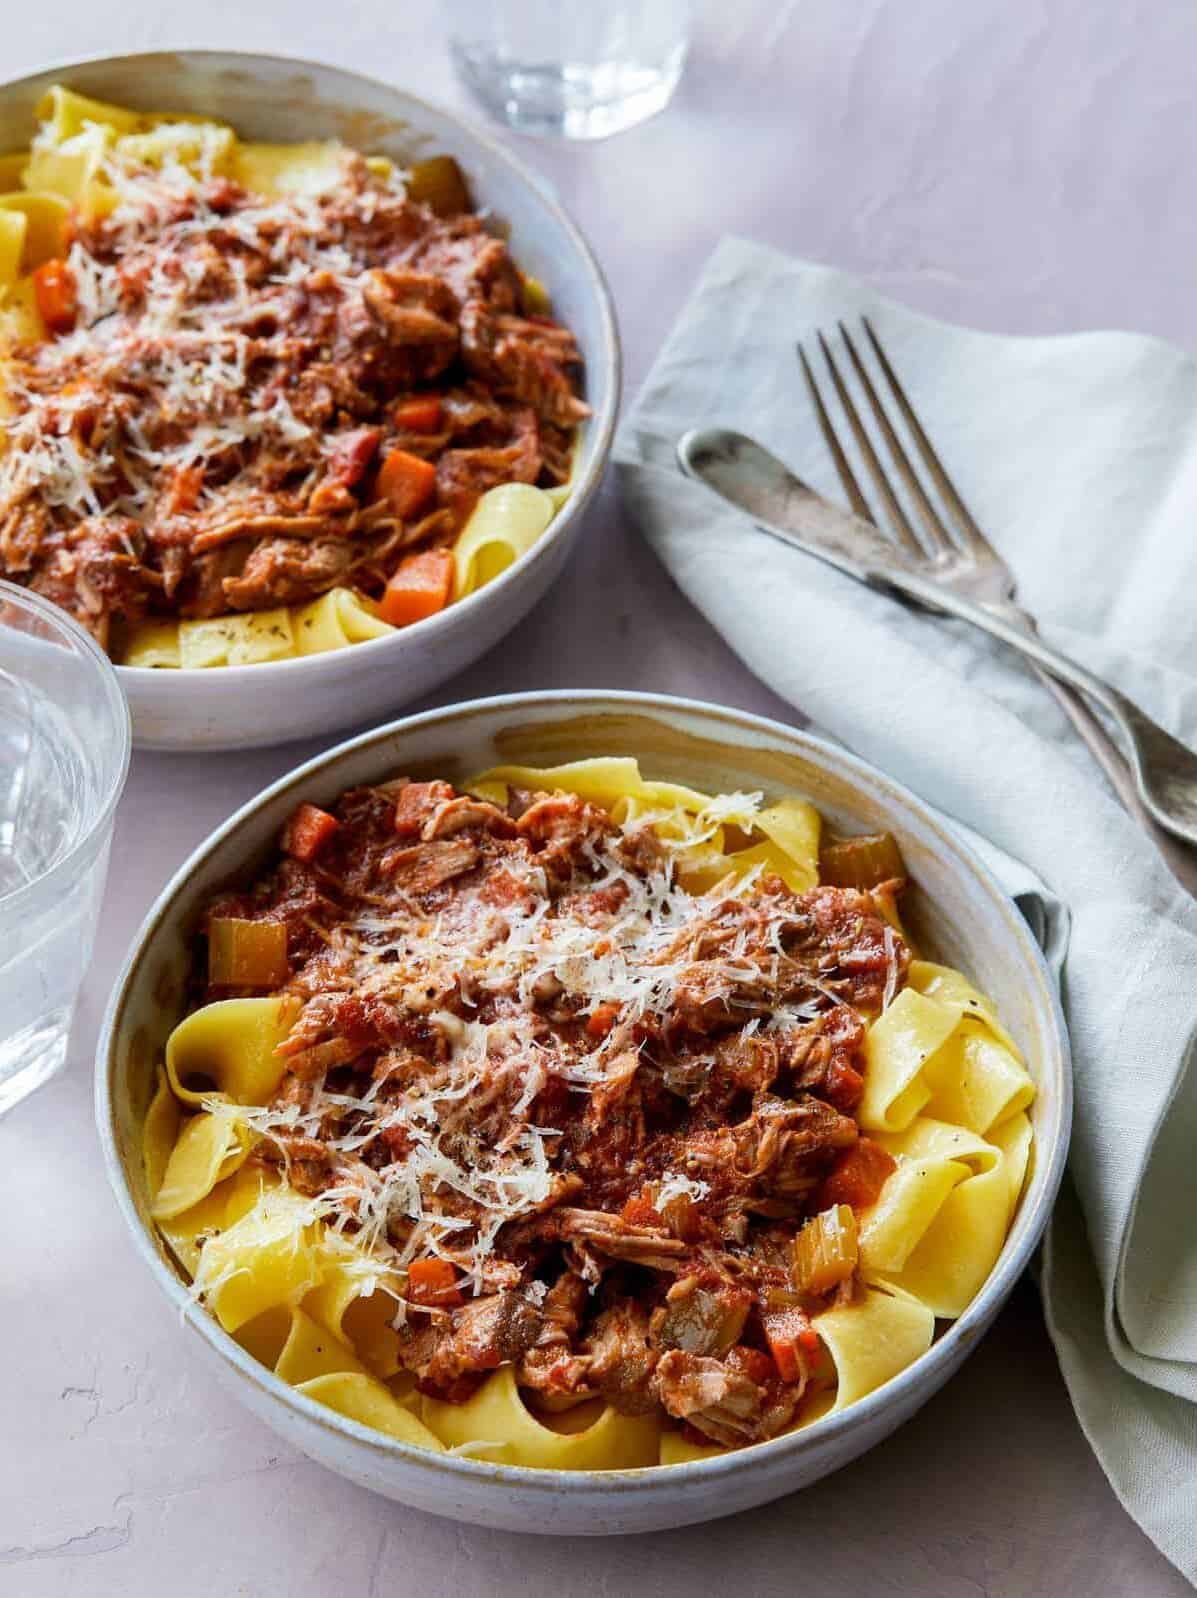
[0,137,405,526]
[203,811,856,1295]
[654,1171,711,1209]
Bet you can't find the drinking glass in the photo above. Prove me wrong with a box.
[0,582,130,1115]
[447,0,692,140]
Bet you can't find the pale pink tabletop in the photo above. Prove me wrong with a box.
[2,4,1193,1594]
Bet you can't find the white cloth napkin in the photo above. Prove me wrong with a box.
[614,237,1197,1583]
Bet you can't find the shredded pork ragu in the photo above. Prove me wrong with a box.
[198,778,911,1449]
[0,144,586,651]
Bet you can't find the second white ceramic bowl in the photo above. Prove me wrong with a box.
[97,692,1071,1534]
[0,53,619,751]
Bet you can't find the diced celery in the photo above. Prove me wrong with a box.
[819,832,906,890]
[208,917,288,987]
[792,1204,859,1295]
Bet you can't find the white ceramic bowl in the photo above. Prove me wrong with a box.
[0,53,619,752]
[97,692,1071,1534]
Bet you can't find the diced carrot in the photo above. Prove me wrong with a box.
[585,1001,621,1040]
[166,463,204,516]
[762,1308,819,1385]
[32,258,77,334]
[823,1057,864,1113]
[407,1257,465,1308]
[378,548,454,627]
[531,1073,571,1125]
[326,425,382,487]
[817,1138,897,1212]
[620,1195,663,1230]
[657,1191,703,1244]
[208,917,288,987]
[281,802,340,863]
[376,447,438,519]
[391,779,453,837]
[725,1345,777,1387]
[393,395,443,433]
[380,1123,410,1160]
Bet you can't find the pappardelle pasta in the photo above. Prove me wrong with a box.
[146,760,1034,1469]
[0,86,585,663]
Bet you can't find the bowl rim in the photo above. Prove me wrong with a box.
[0,48,621,682]
[96,688,1072,1495]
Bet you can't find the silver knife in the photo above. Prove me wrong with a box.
[678,426,944,603]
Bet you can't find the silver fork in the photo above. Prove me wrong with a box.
[676,320,1197,891]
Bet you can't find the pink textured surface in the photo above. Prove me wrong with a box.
[1,3,1192,1591]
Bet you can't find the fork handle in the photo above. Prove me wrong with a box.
[1029,659,1197,895]
[873,567,1197,850]
[917,581,1197,890]
[921,582,1197,890]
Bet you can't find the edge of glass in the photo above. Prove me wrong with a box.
[0,579,132,915]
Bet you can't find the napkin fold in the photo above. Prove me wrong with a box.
[614,238,1197,1583]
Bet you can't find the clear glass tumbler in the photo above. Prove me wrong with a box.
[448,0,692,140]
[0,582,130,1116]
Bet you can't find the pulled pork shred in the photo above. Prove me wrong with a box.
[200,778,911,1449]
[0,147,587,651]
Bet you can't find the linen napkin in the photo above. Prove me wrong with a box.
[614,237,1197,1583]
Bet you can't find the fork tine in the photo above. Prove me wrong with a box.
[861,315,993,561]
[814,331,925,558]
[796,343,874,524]
[837,321,956,559]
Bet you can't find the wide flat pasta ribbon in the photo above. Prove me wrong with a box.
[119,482,568,667]
[165,995,299,1107]
[303,1257,403,1379]
[0,210,25,289]
[154,1164,277,1277]
[193,1184,325,1334]
[472,756,720,815]
[36,86,144,141]
[658,1430,726,1465]
[298,1372,445,1451]
[274,1306,371,1386]
[421,1366,660,1470]
[0,193,67,270]
[178,609,295,669]
[863,1117,1018,1318]
[115,123,235,175]
[24,125,113,219]
[452,483,555,599]
[142,1065,182,1201]
[989,1110,1034,1221]
[291,588,393,656]
[231,141,345,198]
[858,986,964,1132]
[907,959,1022,1056]
[471,757,821,890]
[150,1109,252,1221]
[232,1278,411,1402]
[922,1017,1035,1137]
[812,1285,937,1412]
